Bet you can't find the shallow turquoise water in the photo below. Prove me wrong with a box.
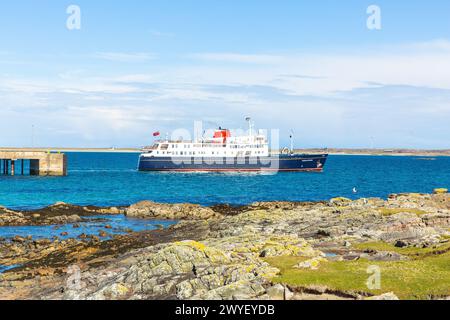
[0,265,19,273]
[0,215,176,241]
[0,153,449,210]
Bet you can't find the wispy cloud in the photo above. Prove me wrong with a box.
[149,29,175,38]
[278,74,327,80]
[191,53,284,64]
[403,39,450,52]
[93,52,157,62]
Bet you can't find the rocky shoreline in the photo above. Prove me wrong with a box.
[0,202,125,227]
[0,190,449,300]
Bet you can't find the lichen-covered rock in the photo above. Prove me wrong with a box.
[294,257,328,270]
[330,197,353,206]
[266,284,293,300]
[365,292,399,300]
[433,188,448,195]
[126,201,220,220]
[0,203,124,227]
[422,213,450,228]
[90,283,131,300]
[81,232,320,300]
[195,280,266,300]
[0,208,28,226]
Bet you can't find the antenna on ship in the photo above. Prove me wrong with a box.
[290,130,294,154]
[245,116,253,137]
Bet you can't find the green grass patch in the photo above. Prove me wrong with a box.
[378,208,427,216]
[265,247,450,300]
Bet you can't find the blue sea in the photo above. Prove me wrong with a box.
[1,153,449,210]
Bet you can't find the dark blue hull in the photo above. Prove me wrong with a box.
[138,154,328,172]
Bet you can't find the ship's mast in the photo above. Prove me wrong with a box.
[290,130,294,153]
[245,116,253,137]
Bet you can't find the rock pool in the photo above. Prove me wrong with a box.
[0,215,177,241]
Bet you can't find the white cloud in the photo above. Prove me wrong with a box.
[403,39,450,52]
[93,52,157,62]
[113,74,156,83]
[149,29,175,38]
[191,53,284,64]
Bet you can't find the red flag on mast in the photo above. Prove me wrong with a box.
[153,131,160,137]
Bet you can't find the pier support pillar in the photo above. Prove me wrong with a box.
[30,159,39,176]
[21,159,24,175]
[37,153,67,176]
[11,160,15,176]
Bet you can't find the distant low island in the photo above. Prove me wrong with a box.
[1,147,449,157]
[296,148,450,157]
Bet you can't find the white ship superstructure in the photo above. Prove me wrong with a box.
[142,128,269,159]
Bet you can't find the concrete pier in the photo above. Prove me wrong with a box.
[0,151,67,176]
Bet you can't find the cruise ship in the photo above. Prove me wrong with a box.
[138,119,328,173]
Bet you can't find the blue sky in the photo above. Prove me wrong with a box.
[0,0,449,148]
